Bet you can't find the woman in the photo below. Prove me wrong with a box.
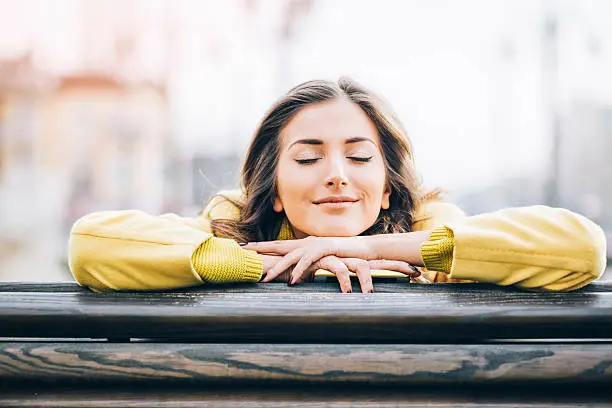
[69,78,607,293]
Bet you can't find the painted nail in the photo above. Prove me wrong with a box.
[238,242,248,246]
[368,289,374,293]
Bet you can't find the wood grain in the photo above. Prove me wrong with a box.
[1,283,611,405]
[1,284,612,342]
[1,281,611,293]
[1,388,611,408]
[0,342,611,384]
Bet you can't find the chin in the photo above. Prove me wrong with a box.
[306,224,364,237]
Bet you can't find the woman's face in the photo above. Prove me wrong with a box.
[275,98,390,237]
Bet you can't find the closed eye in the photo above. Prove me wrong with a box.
[295,158,320,165]
[349,157,373,163]
[295,157,373,165]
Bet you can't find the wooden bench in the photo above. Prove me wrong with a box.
[1,279,611,407]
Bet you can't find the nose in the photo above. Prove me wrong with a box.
[326,175,349,187]
[324,156,349,188]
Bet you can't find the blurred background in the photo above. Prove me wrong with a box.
[0,0,610,282]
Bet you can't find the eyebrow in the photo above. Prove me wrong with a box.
[288,137,377,150]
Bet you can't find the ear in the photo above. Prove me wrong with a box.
[381,187,391,210]
[273,196,284,213]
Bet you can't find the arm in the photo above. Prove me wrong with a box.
[69,194,263,292]
[368,204,607,291]
[362,201,468,283]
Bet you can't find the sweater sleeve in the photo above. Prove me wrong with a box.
[420,226,455,273]
[69,194,263,292]
[411,201,469,283]
[436,205,607,291]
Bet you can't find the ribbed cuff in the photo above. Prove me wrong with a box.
[191,237,263,283]
[420,226,455,273]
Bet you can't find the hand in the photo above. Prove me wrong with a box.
[261,253,420,293]
[246,237,421,291]
[244,236,374,283]
[307,256,421,293]
[260,254,363,289]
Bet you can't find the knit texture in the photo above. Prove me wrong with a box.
[277,218,295,240]
[420,225,455,273]
[191,237,263,283]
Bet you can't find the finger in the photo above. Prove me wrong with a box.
[242,240,299,255]
[261,266,291,283]
[292,259,322,284]
[343,258,373,293]
[412,274,432,284]
[368,259,421,277]
[289,248,329,285]
[319,256,352,293]
[264,249,305,282]
[267,268,293,283]
[260,252,298,283]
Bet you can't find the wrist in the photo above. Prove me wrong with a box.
[363,231,431,265]
[348,235,377,260]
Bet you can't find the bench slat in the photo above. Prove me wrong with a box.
[1,342,611,385]
[1,283,612,342]
[1,281,611,293]
[2,386,611,408]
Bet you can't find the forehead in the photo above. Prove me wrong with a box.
[280,98,380,148]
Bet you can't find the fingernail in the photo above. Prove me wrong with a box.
[345,289,352,294]
[238,242,248,246]
[368,289,374,293]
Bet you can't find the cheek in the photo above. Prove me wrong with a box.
[276,160,316,207]
[356,164,387,203]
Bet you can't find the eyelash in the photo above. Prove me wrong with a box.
[295,157,373,165]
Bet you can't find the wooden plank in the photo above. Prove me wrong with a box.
[0,287,611,342]
[1,281,611,293]
[1,386,611,408]
[1,342,611,384]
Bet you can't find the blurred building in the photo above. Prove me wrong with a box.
[0,54,55,237]
[1,67,169,224]
[558,99,612,230]
[0,55,169,281]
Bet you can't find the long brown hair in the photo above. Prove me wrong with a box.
[211,77,433,242]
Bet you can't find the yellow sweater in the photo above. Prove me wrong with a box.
[69,189,607,292]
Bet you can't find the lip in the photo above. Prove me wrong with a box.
[316,201,358,210]
[313,196,359,205]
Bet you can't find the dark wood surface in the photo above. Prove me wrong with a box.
[1,280,611,293]
[1,281,612,342]
[1,282,611,404]
[1,342,611,384]
[1,385,612,408]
